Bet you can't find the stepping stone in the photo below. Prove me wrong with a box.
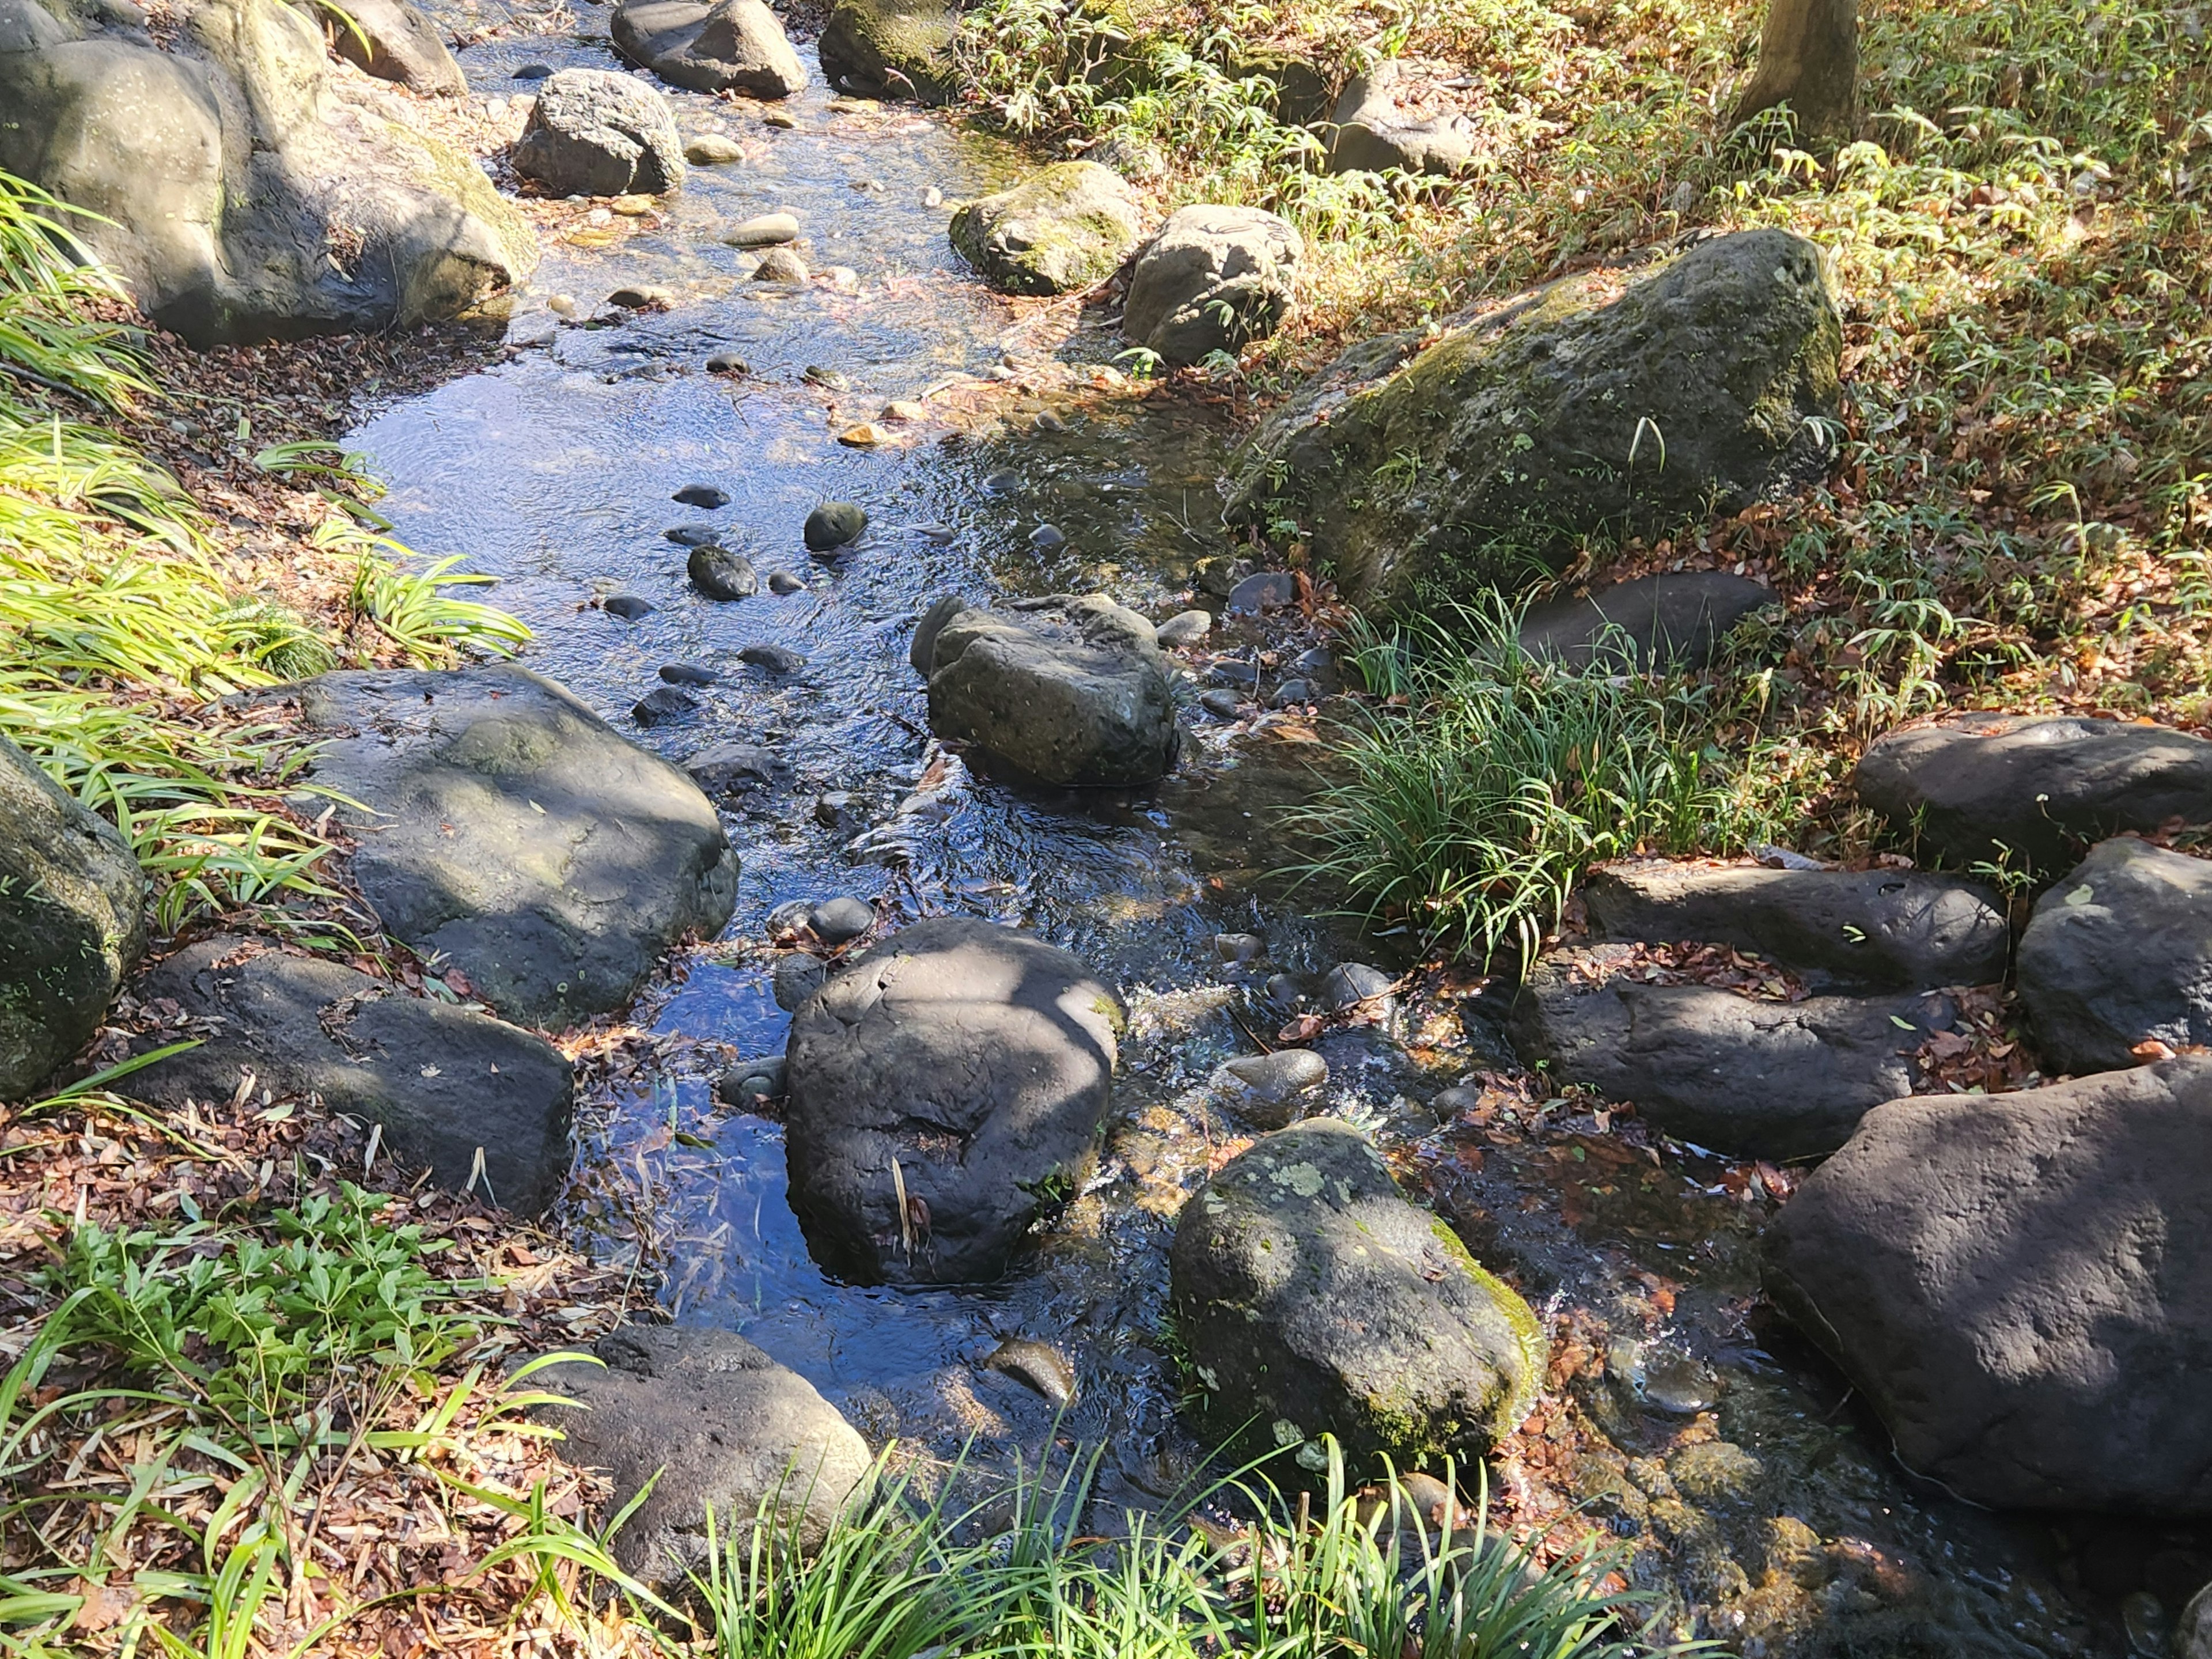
[604,593,656,619]
[688,544,759,599]
[740,643,806,673]
[673,482,729,507]
[1518,571,1771,671]
[722,211,801,247]
[685,132,744,164]
[632,685,698,725]
[805,501,867,552]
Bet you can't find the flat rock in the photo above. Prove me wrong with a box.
[611,0,806,97]
[1518,571,1773,671]
[603,592,657,619]
[817,0,956,103]
[513,68,684,197]
[949,162,1142,296]
[684,740,781,791]
[740,643,805,673]
[324,0,465,94]
[1579,859,2009,991]
[808,895,875,944]
[1171,1120,1544,1473]
[1509,945,1950,1158]
[1325,60,1476,176]
[688,543,759,599]
[1855,715,2212,874]
[1154,609,1211,646]
[1764,1057,2212,1513]
[1123,204,1301,366]
[673,482,729,507]
[275,666,737,1029]
[684,132,744,164]
[1215,1048,1328,1128]
[723,211,801,246]
[1226,569,1297,614]
[631,685,698,726]
[531,1327,870,1585]
[784,917,1120,1284]
[135,937,573,1213]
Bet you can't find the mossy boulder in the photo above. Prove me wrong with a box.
[949,161,1142,296]
[1170,1120,1544,1476]
[818,0,955,103]
[1224,229,1842,605]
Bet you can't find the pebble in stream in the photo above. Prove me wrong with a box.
[688,544,759,599]
[983,1339,1076,1409]
[804,501,866,551]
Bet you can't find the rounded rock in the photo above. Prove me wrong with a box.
[805,501,868,552]
[724,211,801,247]
[1217,1048,1328,1129]
[688,544,760,600]
[809,895,875,945]
[752,246,810,283]
[1154,609,1212,647]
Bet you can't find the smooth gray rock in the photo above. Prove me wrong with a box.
[1123,204,1301,366]
[1509,946,1949,1158]
[513,67,684,196]
[278,666,737,1029]
[916,596,1181,787]
[612,0,805,97]
[949,162,1142,296]
[752,245,809,283]
[0,736,145,1100]
[723,211,800,247]
[684,740,781,792]
[631,685,698,726]
[135,937,573,1213]
[688,543,759,599]
[771,952,827,1012]
[319,0,463,93]
[740,643,805,674]
[603,592,657,619]
[805,501,867,551]
[1765,1057,2212,1514]
[1216,1048,1328,1128]
[2017,838,2212,1073]
[784,917,1120,1285]
[1326,61,1475,176]
[1171,1120,1544,1472]
[2181,1585,2212,1658]
[1579,859,2010,992]
[808,895,874,945]
[685,131,744,164]
[1226,570,1296,614]
[1322,961,1395,1018]
[1154,609,1211,647]
[531,1327,871,1585]
[817,0,955,103]
[1855,716,2212,874]
[1518,571,1774,671]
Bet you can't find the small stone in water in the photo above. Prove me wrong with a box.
[706,351,751,374]
[611,194,655,216]
[685,132,744,165]
[763,111,798,129]
[607,284,674,309]
[849,176,885,192]
[631,685,697,725]
[766,899,816,937]
[1155,609,1211,646]
[838,424,885,447]
[1029,523,1065,550]
[1293,645,1332,675]
[659,662,718,686]
[802,365,851,390]
[1430,1084,1484,1121]
[512,62,552,78]
[665,524,719,546]
[805,501,868,552]
[1228,569,1298,614]
[913,523,957,543]
[1209,658,1259,688]
[1323,961,1396,1020]
[1033,410,1065,433]
[545,293,579,317]
[983,1339,1075,1408]
[603,593,656,620]
[1263,973,1305,1010]
[689,545,759,599]
[827,266,860,293]
[740,643,806,674]
[752,247,809,283]
[716,1056,787,1108]
[771,953,827,1010]
[1198,688,1244,719]
[1214,932,1263,963]
[1218,1049,1330,1128]
[723,212,800,247]
[685,741,780,791]
[815,790,862,831]
[809,895,875,944]
[922,186,944,207]
[982,469,1018,494]
[1271,678,1313,709]
[767,570,805,594]
[673,482,730,508]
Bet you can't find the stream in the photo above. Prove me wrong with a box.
[343,16,2168,1654]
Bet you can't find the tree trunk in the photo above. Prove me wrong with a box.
[1733,0,1861,141]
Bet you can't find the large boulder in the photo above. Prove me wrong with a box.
[1509,946,1952,1159]
[949,162,1142,296]
[134,937,574,1214]
[783,918,1121,1285]
[1171,1120,1544,1474]
[0,737,145,1101]
[1517,571,1773,671]
[0,0,533,346]
[817,0,953,103]
[271,666,737,1030]
[1855,715,2212,875]
[2017,837,2212,1074]
[1122,204,1301,367]
[612,0,804,98]
[1224,230,1842,604]
[316,0,463,94]
[1764,1058,2212,1514]
[531,1327,872,1585]
[1578,859,2009,993]
[914,595,1180,787]
[512,67,685,197]
[1325,60,1475,176]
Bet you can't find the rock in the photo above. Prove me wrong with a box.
[806,502,868,552]
[1028,522,1065,551]
[275,666,737,1029]
[949,162,1143,297]
[1321,961,1395,1019]
[915,596,1181,787]
[688,543,759,599]
[0,736,145,1100]
[603,592,656,619]
[673,482,729,507]
[717,1055,786,1107]
[0,0,533,346]
[684,740,780,791]
[817,0,954,103]
[631,685,698,726]
[2180,1585,2212,1658]
[706,350,750,374]
[607,283,675,309]
[739,643,805,674]
[1171,1120,1544,1472]
[135,937,572,1213]
[1208,658,1258,689]
[808,895,874,945]
[611,0,805,97]
[684,131,744,164]
[1854,715,2212,874]
[815,790,862,832]
[513,60,552,78]
[1213,931,1262,962]
[1154,609,1211,647]
[659,663,718,688]
[1215,1048,1328,1128]
[319,0,464,94]
[1764,1056,2212,1513]
[665,524,720,546]
[1578,859,2009,992]
[1509,946,1950,1159]
[752,245,809,283]
[723,211,801,246]
[767,570,805,594]
[512,68,684,197]
[1325,60,1475,175]
[1226,230,1842,604]
[1226,570,1296,615]
[1517,571,1774,671]
[530,1327,870,1585]
[771,952,827,1012]
[1122,205,1301,366]
[2017,838,2212,1073]
[1198,688,1244,719]
[1270,679,1313,709]
[783,916,1121,1284]
[982,1337,1074,1407]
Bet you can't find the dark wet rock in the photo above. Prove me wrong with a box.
[1518,571,1774,671]
[1028,522,1065,550]
[135,937,572,1213]
[684,740,780,792]
[1154,609,1211,647]
[1171,1120,1544,1472]
[631,685,698,726]
[815,790,862,832]
[1213,931,1262,962]
[771,952,828,1012]
[801,363,850,390]
[607,283,675,309]
[2180,1585,2212,1658]
[685,132,744,165]
[611,0,805,97]
[513,60,552,77]
[1271,679,1314,709]
[0,735,146,1100]
[739,643,805,674]
[1123,205,1301,366]
[783,916,1120,1285]
[1198,689,1244,720]
[1855,715,2212,874]
[982,1337,1074,1407]
[767,570,806,594]
[688,543,759,599]
[717,1054,786,1108]
[2017,837,2212,1073]
[603,592,656,619]
[673,482,730,507]
[1578,859,2010,992]
[1292,645,1333,676]
[723,211,801,247]
[1193,555,1242,598]
[705,350,751,373]
[531,1327,870,1585]
[1209,658,1259,689]
[805,501,868,552]
[1226,570,1297,614]
[276,666,737,1029]
[1325,60,1476,176]
[1429,1084,1484,1120]
[659,662,718,687]
[1215,1048,1328,1129]
[1511,945,1947,1159]
[0,0,532,346]
[818,0,955,103]
[1322,961,1396,1020]
[1765,1056,2212,1514]
[323,0,464,94]
[914,596,1180,787]
[949,162,1143,297]
[1226,230,1842,604]
[1608,1339,1719,1418]
[1264,973,1306,1010]
[665,523,721,546]
[513,67,684,196]
[752,245,809,283]
[808,895,875,945]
